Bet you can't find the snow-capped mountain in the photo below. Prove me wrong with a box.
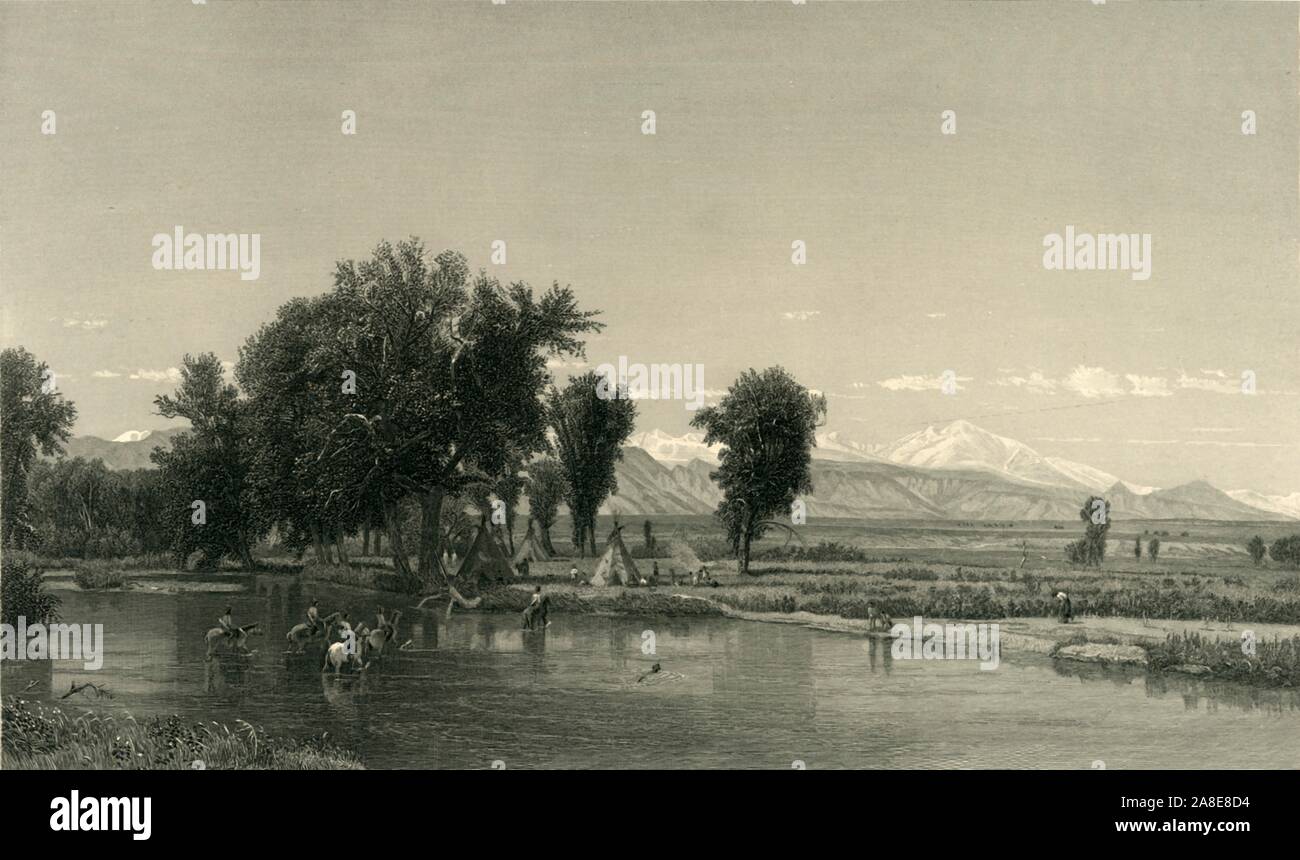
[112,430,154,443]
[627,429,719,464]
[615,420,1292,520]
[876,419,1118,491]
[1227,490,1300,520]
[814,431,881,462]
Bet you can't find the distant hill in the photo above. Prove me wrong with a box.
[604,420,1295,522]
[53,421,1295,522]
[54,428,187,470]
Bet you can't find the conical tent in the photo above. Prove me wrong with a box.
[590,527,641,587]
[456,523,518,585]
[513,518,553,565]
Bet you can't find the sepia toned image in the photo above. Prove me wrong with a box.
[2,0,1298,796]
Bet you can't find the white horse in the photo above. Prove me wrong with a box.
[321,640,366,675]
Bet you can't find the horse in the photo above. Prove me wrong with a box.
[205,623,260,660]
[522,595,550,631]
[361,610,402,661]
[322,640,365,675]
[285,611,341,654]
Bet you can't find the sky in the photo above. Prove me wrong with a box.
[1,1,1297,493]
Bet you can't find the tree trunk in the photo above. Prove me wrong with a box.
[310,523,327,565]
[334,526,350,566]
[374,529,383,556]
[236,531,256,570]
[586,515,599,557]
[418,488,444,584]
[739,517,754,576]
[382,497,414,582]
[362,525,371,556]
[540,523,557,556]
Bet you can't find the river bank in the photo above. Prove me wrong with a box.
[1,697,362,770]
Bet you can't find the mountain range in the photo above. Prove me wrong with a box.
[60,421,1296,521]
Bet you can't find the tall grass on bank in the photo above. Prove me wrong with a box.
[73,566,129,590]
[1147,632,1300,687]
[704,567,1300,624]
[1,698,362,770]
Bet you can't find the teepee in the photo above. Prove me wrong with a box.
[456,520,518,585]
[513,517,553,565]
[590,525,641,587]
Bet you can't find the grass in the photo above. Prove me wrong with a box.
[1,697,362,770]
[1147,631,1300,687]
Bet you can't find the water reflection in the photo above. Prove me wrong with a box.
[5,586,1299,769]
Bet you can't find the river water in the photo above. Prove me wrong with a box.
[5,578,1298,769]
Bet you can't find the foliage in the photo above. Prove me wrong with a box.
[0,557,61,625]
[1247,535,1267,566]
[152,353,270,569]
[548,371,636,556]
[690,366,826,575]
[0,347,77,548]
[1269,535,1300,569]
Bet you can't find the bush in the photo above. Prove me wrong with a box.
[0,557,61,626]
[1269,535,1300,569]
[73,566,128,590]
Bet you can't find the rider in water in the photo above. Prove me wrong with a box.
[218,606,235,639]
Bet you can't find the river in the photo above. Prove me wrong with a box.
[5,578,1299,769]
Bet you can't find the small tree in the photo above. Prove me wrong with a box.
[1133,536,1142,560]
[1147,537,1160,562]
[1073,496,1111,568]
[1247,535,1267,566]
[691,366,826,576]
[549,372,637,557]
[524,458,565,556]
[643,519,654,554]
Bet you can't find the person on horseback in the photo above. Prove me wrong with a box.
[218,606,236,640]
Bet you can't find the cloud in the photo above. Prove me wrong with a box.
[92,370,122,378]
[1191,427,1240,433]
[63,318,108,331]
[1034,436,1102,443]
[994,371,1057,394]
[129,368,182,382]
[1176,372,1241,395]
[924,312,946,319]
[782,310,821,321]
[877,373,971,392]
[1063,365,1124,398]
[546,357,587,369]
[1199,369,1227,378]
[1125,374,1172,397]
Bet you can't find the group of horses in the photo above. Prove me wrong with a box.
[203,608,402,675]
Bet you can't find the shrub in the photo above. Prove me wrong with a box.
[73,566,128,590]
[1269,535,1300,569]
[1,557,60,626]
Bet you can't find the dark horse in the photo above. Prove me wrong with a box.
[522,595,550,631]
